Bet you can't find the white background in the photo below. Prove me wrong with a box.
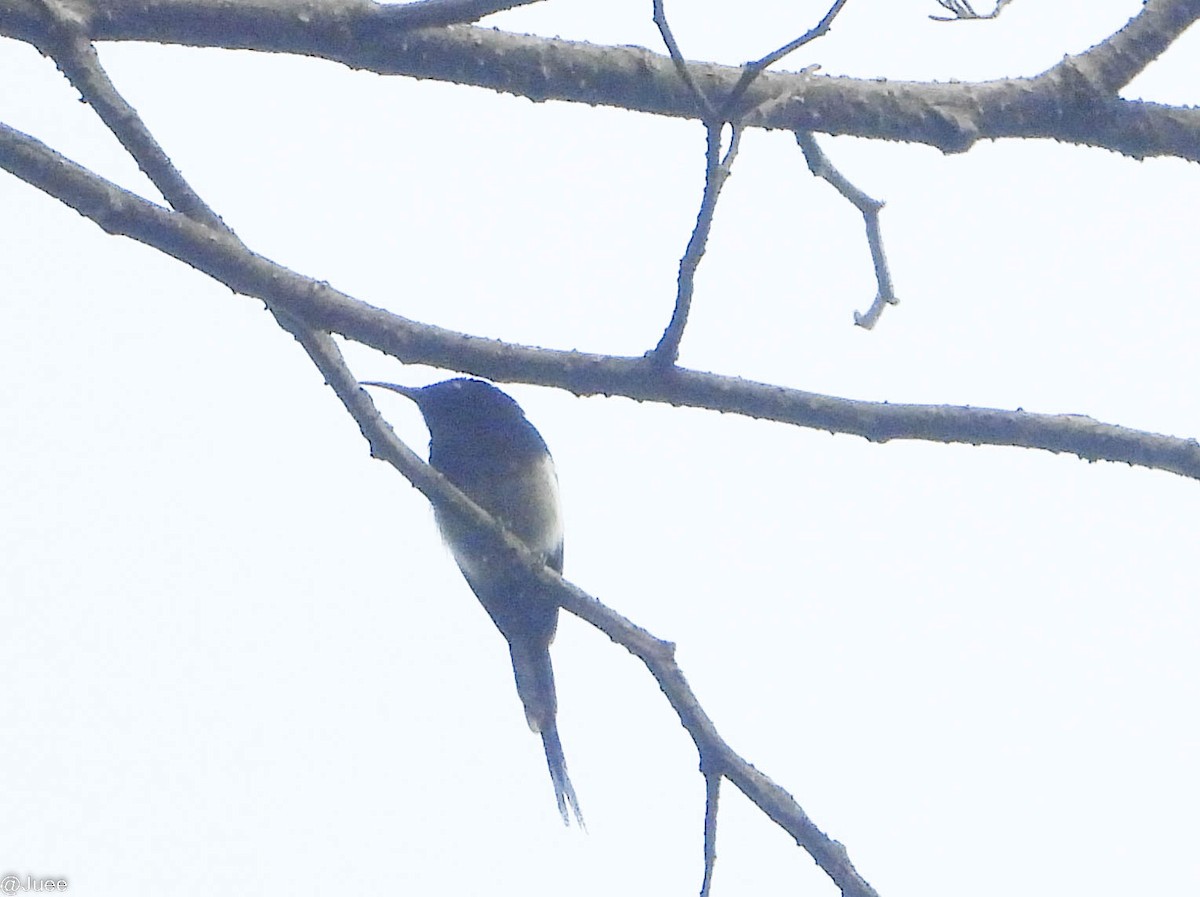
[2,1,1199,895]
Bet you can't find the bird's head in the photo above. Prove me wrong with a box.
[362,378,534,443]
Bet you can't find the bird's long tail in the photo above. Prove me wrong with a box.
[509,642,584,827]
[542,721,585,828]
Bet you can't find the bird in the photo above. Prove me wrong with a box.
[362,377,584,827]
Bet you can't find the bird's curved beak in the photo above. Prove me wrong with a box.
[361,381,421,401]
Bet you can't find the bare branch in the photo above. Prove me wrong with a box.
[649,3,849,364]
[1065,0,1200,94]
[930,0,1015,21]
[794,131,897,329]
[719,0,851,120]
[3,0,1198,160]
[700,767,721,897]
[651,0,716,120]
[648,2,851,357]
[29,0,230,231]
[650,122,741,366]
[4,120,1199,481]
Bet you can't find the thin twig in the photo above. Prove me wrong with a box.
[700,765,721,897]
[651,0,717,120]
[718,0,852,120]
[647,0,851,363]
[930,0,1015,21]
[795,131,897,329]
[650,122,741,366]
[32,0,230,232]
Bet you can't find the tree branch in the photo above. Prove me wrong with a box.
[929,0,1015,22]
[794,131,897,329]
[28,0,230,230]
[700,765,720,897]
[647,0,849,362]
[718,0,851,120]
[650,122,741,366]
[2,0,1198,159]
[1066,0,1200,94]
[651,0,717,121]
[3,120,1198,482]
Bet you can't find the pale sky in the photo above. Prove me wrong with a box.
[2,2,1199,895]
